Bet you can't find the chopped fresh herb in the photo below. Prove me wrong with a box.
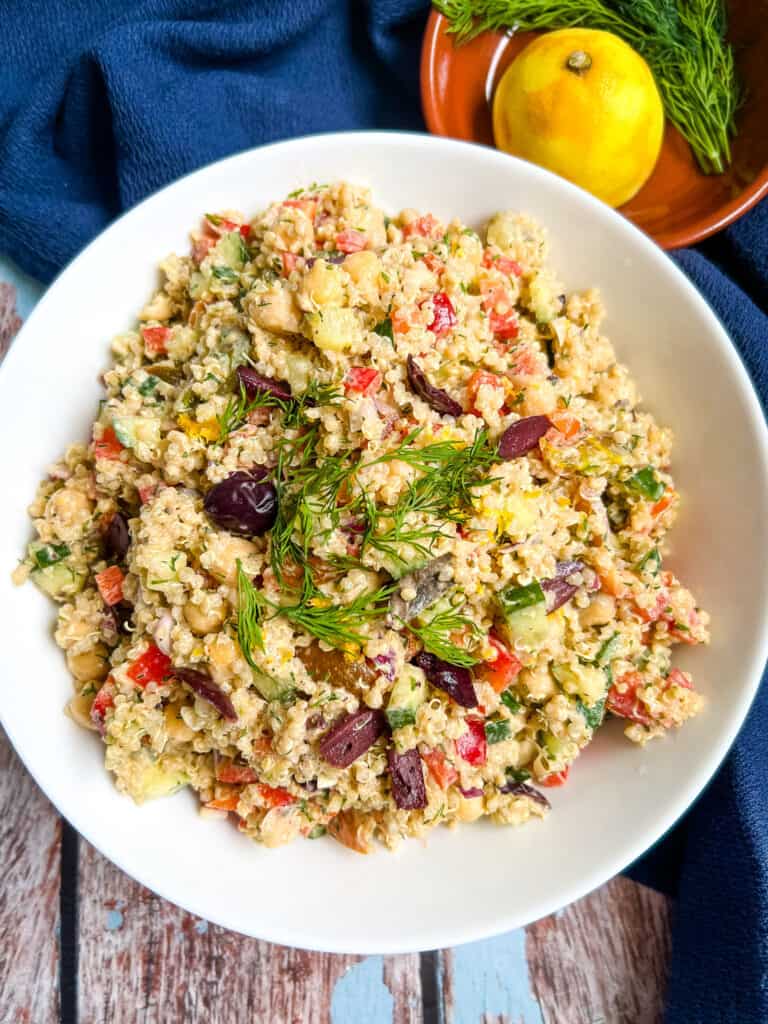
[138,375,160,397]
[577,696,606,731]
[31,543,70,570]
[500,689,522,713]
[485,719,511,744]
[308,825,327,839]
[403,603,481,667]
[271,585,393,652]
[635,547,662,576]
[386,708,417,730]
[505,767,531,782]
[236,559,265,669]
[211,265,239,283]
[626,466,666,501]
[498,579,545,615]
[595,632,620,667]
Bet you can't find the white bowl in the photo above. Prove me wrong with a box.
[2,132,767,954]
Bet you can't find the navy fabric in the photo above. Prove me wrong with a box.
[0,3,766,1019]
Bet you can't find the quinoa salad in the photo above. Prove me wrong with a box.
[15,182,709,853]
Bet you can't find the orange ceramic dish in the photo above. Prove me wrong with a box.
[421,6,768,249]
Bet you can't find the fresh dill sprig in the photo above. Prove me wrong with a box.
[272,584,394,651]
[402,603,482,667]
[236,559,265,668]
[217,379,342,443]
[435,0,740,175]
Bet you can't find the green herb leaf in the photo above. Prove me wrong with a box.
[373,317,394,342]
[402,603,481,667]
[31,542,70,570]
[498,580,545,615]
[236,559,265,669]
[485,719,511,744]
[505,767,531,782]
[139,375,160,397]
[211,265,239,283]
[626,466,666,501]
[635,547,662,576]
[577,696,606,731]
[386,708,417,730]
[500,689,522,713]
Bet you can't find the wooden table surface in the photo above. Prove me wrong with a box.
[0,270,672,1024]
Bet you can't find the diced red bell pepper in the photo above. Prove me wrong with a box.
[90,683,114,734]
[651,492,675,518]
[482,284,519,340]
[606,671,652,725]
[141,325,171,356]
[541,766,570,787]
[422,252,445,275]
[403,214,442,240]
[667,667,693,690]
[335,229,367,253]
[455,717,487,766]
[93,425,124,461]
[138,484,156,505]
[206,792,241,812]
[426,292,457,336]
[216,759,259,784]
[280,251,299,276]
[127,644,172,688]
[476,633,523,693]
[421,748,459,790]
[257,784,296,808]
[95,565,124,607]
[344,367,382,396]
[549,411,581,440]
[391,307,412,334]
[283,198,317,221]
[482,250,523,277]
[466,370,506,418]
[635,591,670,624]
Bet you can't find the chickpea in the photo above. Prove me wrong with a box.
[67,645,110,683]
[521,379,556,416]
[164,702,195,742]
[208,634,236,669]
[344,251,381,305]
[201,534,257,584]
[66,692,97,731]
[579,593,617,629]
[259,806,303,848]
[139,291,173,321]
[519,663,556,701]
[45,487,93,541]
[184,600,225,636]
[300,259,347,308]
[456,794,484,823]
[247,284,302,334]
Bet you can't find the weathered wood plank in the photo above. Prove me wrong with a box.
[77,837,422,1024]
[525,877,671,1024]
[0,728,61,1024]
[437,877,671,1024]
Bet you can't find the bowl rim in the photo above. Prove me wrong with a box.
[420,9,768,250]
[2,130,768,952]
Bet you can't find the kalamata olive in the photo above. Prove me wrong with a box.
[498,416,551,459]
[498,780,550,809]
[406,356,463,418]
[172,667,237,721]
[388,748,427,810]
[541,560,585,612]
[236,365,292,402]
[412,651,477,708]
[318,708,387,768]
[104,512,130,561]
[203,468,278,536]
[306,253,346,267]
[297,643,378,695]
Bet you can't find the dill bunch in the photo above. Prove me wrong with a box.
[434,0,740,174]
[402,603,483,667]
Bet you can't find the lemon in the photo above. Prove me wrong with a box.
[493,28,664,208]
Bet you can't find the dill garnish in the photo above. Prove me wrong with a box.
[236,559,265,668]
[401,603,482,667]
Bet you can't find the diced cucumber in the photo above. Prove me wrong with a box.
[133,760,189,802]
[543,731,565,760]
[250,668,295,705]
[112,415,161,451]
[551,662,607,705]
[306,308,362,353]
[498,602,549,652]
[386,666,427,730]
[498,580,545,615]
[377,551,430,580]
[213,230,248,271]
[28,541,70,570]
[32,560,86,600]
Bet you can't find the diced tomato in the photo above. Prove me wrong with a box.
[466,370,506,417]
[541,766,570,787]
[283,198,317,221]
[335,229,367,253]
[422,252,445,275]
[205,793,241,812]
[651,492,675,518]
[344,367,382,396]
[426,292,457,336]
[455,717,487,766]
[95,565,124,606]
[476,633,523,693]
[482,284,518,340]
[192,235,216,262]
[280,252,298,276]
[635,591,669,624]
[257,784,296,808]
[421,748,459,790]
[127,644,172,688]
[667,667,693,690]
[93,425,124,461]
[403,213,442,240]
[138,484,156,505]
[141,326,170,355]
[391,307,412,334]
[90,683,114,734]
[328,810,372,854]
[216,759,258,784]
[549,410,581,440]
[606,671,652,725]
[510,346,539,377]
[482,250,523,277]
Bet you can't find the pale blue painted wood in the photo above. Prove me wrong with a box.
[331,957,394,1024]
[447,931,544,1024]
[0,256,44,319]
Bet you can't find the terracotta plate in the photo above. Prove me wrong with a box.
[421,6,768,249]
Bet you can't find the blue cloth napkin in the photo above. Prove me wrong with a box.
[0,3,766,1020]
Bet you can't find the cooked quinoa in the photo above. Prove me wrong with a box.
[15,182,709,852]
